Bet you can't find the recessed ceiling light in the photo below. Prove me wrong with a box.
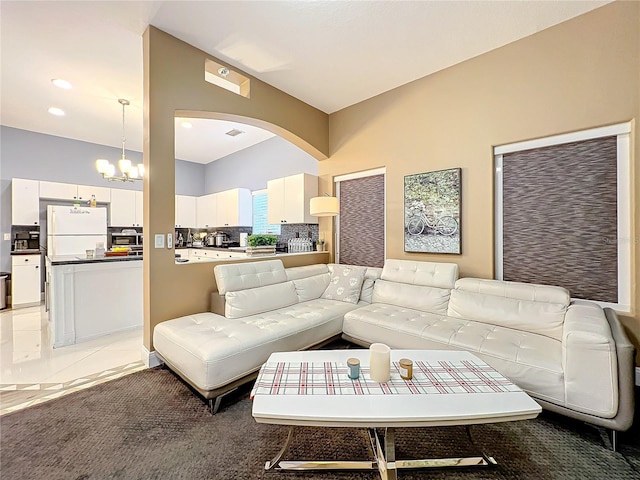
[51,78,72,90]
[225,128,244,137]
[48,107,65,116]
[181,121,193,129]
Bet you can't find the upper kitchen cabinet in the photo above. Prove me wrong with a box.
[196,193,217,228]
[135,191,143,227]
[216,188,252,227]
[267,173,318,224]
[175,195,197,228]
[110,188,142,227]
[40,181,110,203]
[77,185,111,203]
[12,178,39,225]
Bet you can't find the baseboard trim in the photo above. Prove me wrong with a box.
[635,367,640,387]
[141,345,163,368]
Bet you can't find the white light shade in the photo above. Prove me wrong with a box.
[95,159,110,174]
[310,196,339,217]
[137,163,145,176]
[128,167,139,179]
[119,158,132,174]
[105,163,116,178]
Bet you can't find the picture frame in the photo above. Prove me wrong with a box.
[404,168,461,254]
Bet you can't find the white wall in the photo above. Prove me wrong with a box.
[204,136,318,193]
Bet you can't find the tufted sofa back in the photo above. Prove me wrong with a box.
[447,278,570,340]
[372,259,459,315]
[215,260,287,295]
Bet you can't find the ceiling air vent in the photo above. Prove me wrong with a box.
[225,129,245,137]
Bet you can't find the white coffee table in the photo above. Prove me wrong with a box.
[251,349,541,479]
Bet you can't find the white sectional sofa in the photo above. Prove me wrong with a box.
[153,258,634,444]
[153,260,381,412]
[342,259,635,443]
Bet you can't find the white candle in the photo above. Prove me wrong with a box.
[369,343,391,382]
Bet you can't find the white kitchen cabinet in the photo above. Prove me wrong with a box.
[196,194,217,228]
[175,195,197,228]
[267,173,318,224]
[12,178,40,225]
[216,188,252,227]
[135,191,143,227]
[77,185,111,203]
[11,255,41,308]
[40,181,110,203]
[109,189,136,226]
[39,181,78,201]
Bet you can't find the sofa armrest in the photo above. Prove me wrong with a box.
[603,307,636,431]
[562,301,619,418]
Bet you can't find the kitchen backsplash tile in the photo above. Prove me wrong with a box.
[279,224,319,245]
[171,224,318,249]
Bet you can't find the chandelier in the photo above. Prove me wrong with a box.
[95,98,144,182]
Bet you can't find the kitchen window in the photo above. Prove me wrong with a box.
[252,191,281,235]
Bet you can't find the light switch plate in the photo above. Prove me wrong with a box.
[167,233,173,249]
[3,233,10,241]
[154,234,164,249]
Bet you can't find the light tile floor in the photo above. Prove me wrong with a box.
[0,304,146,414]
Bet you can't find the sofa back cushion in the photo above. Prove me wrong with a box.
[372,279,450,315]
[293,274,331,302]
[447,278,569,340]
[214,260,286,295]
[225,281,298,318]
[286,264,329,281]
[380,259,458,289]
[359,267,383,304]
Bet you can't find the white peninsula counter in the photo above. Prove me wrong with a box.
[46,255,142,348]
[174,247,328,264]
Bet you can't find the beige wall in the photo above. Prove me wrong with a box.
[321,2,640,357]
[143,27,329,350]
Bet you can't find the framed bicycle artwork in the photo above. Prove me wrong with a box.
[404,168,461,254]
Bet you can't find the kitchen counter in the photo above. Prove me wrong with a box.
[11,249,42,255]
[47,254,142,266]
[175,249,328,264]
[46,255,142,348]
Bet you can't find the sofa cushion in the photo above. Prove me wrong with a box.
[214,259,286,295]
[322,265,366,304]
[380,259,458,288]
[286,264,329,281]
[343,304,564,405]
[448,278,568,340]
[372,279,450,315]
[293,273,331,302]
[328,265,382,304]
[154,301,353,391]
[454,278,570,305]
[225,281,298,319]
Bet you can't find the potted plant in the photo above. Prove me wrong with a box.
[246,234,278,256]
[316,239,325,251]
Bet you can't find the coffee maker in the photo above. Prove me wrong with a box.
[13,231,40,251]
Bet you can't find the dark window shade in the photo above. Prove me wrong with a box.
[502,136,618,302]
[338,174,385,268]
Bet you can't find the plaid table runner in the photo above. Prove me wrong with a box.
[251,359,519,397]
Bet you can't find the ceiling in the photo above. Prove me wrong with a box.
[0,1,611,164]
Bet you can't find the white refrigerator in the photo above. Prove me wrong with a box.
[47,206,107,256]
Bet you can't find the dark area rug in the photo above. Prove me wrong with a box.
[1,366,639,480]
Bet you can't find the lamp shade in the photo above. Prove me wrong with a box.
[310,196,339,217]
